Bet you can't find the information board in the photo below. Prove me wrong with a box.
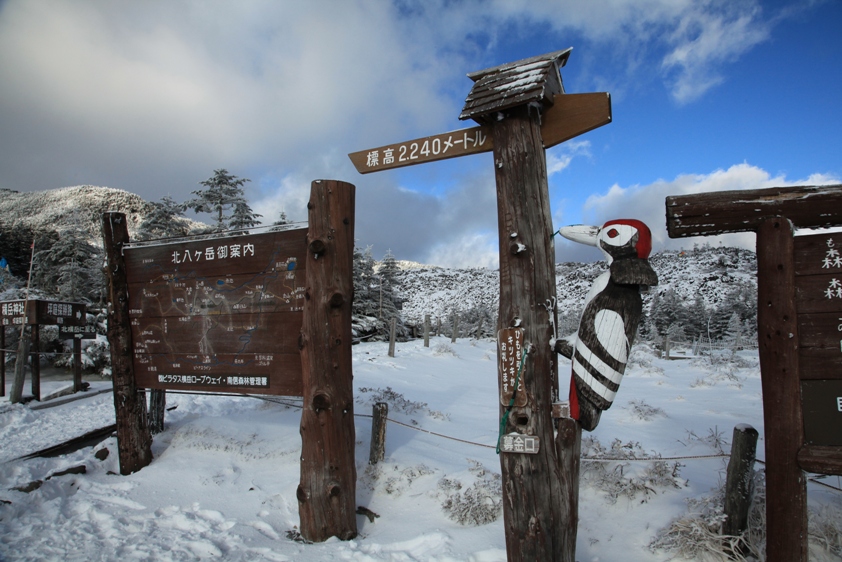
[794,232,842,446]
[123,228,308,395]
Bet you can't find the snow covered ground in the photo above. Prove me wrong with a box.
[1,338,840,561]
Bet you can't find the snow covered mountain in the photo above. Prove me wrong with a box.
[0,185,154,241]
[393,245,757,325]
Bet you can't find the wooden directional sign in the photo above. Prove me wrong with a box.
[0,299,86,327]
[794,232,842,447]
[349,93,611,174]
[123,228,308,395]
[59,324,97,340]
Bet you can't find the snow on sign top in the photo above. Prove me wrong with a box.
[459,48,571,125]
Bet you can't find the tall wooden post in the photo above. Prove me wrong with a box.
[423,314,430,348]
[10,329,29,404]
[756,217,807,561]
[297,180,357,542]
[493,104,569,561]
[102,212,153,475]
[73,337,82,392]
[30,323,40,401]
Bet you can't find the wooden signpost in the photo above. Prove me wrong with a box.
[0,299,86,401]
[102,180,358,542]
[350,48,611,562]
[666,183,842,562]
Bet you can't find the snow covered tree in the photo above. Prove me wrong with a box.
[32,212,104,303]
[136,196,190,241]
[187,169,260,232]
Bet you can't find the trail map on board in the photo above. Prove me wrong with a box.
[123,228,307,395]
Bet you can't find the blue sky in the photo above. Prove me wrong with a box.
[0,0,839,266]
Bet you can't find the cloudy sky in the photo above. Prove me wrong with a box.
[1,0,839,266]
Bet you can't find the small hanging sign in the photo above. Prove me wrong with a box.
[498,328,527,407]
[499,433,540,454]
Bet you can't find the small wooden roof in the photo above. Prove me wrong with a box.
[459,48,572,125]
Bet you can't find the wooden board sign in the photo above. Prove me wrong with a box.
[349,93,611,174]
[794,232,842,380]
[801,379,842,447]
[0,299,86,327]
[123,228,308,395]
[59,324,97,340]
[498,328,527,407]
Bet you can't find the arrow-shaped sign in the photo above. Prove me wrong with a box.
[349,92,611,174]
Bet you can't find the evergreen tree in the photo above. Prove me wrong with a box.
[32,212,103,303]
[187,169,260,232]
[136,196,190,241]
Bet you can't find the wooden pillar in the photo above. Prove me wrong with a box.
[102,212,153,475]
[10,329,29,404]
[148,389,166,434]
[73,337,82,392]
[723,424,758,539]
[30,323,40,401]
[388,318,396,357]
[297,179,357,542]
[423,314,430,348]
[492,104,569,561]
[755,217,807,562]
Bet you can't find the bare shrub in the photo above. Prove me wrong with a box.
[437,460,502,526]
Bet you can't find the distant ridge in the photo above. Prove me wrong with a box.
[0,185,153,242]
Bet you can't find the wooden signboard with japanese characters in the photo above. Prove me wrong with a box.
[123,228,308,395]
[794,232,842,447]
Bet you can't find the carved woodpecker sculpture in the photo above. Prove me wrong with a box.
[554,219,658,431]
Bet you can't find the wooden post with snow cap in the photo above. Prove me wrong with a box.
[101,212,153,475]
[297,179,358,542]
[349,48,612,562]
[666,183,842,562]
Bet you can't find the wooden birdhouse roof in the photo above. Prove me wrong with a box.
[459,48,572,125]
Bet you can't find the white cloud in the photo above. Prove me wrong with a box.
[579,163,840,254]
[547,140,591,176]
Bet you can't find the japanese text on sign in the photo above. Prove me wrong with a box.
[498,328,527,407]
[499,433,540,454]
[365,130,489,169]
[172,242,255,264]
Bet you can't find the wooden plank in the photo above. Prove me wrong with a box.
[124,228,307,283]
[797,312,842,379]
[793,232,842,276]
[348,93,610,174]
[135,353,302,395]
[800,380,842,447]
[665,184,842,238]
[127,270,305,318]
[795,274,842,314]
[755,217,807,562]
[130,312,302,355]
[798,445,842,476]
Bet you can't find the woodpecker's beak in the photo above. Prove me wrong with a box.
[557,225,600,247]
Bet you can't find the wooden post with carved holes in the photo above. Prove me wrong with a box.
[492,103,570,562]
[102,212,153,475]
[297,179,357,542]
[349,48,612,561]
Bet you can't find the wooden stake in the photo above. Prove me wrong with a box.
[30,324,40,401]
[451,313,459,343]
[755,217,807,562]
[73,337,82,393]
[423,314,430,348]
[492,104,569,561]
[102,212,153,475]
[388,318,396,357]
[369,402,388,465]
[723,424,758,541]
[10,331,29,404]
[0,328,4,397]
[297,180,357,542]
